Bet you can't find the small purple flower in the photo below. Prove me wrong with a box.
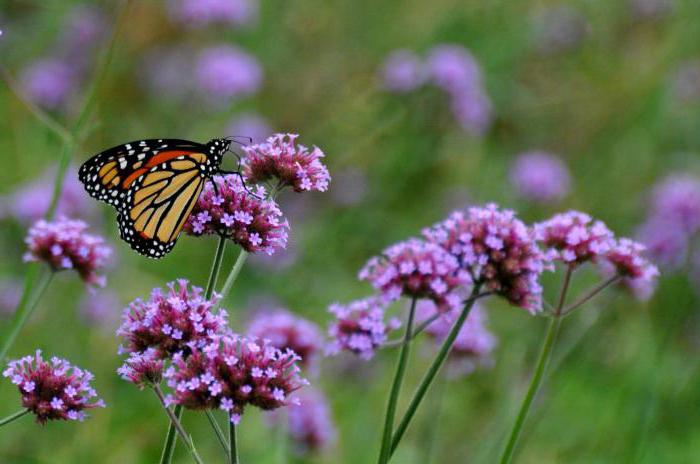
[23,217,112,286]
[78,290,121,330]
[184,175,289,255]
[381,49,426,93]
[359,238,469,310]
[672,60,700,104]
[450,90,493,136]
[0,279,21,317]
[247,310,323,371]
[424,204,548,313]
[534,211,614,266]
[164,333,307,421]
[629,0,673,20]
[649,174,700,235]
[269,388,336,455]
[117,348,164,388]
[195,45,262,103]
[532,5,589,55]
[509,151,571,203]
[116,279,228,358]
[242,133,331,193]
[227,113,273,144]
[3,351,105,424]
[636,217,688,270]
[20,57,76,110]
[604,238,659,288]
[326,297,400,360]
[59,6,107,51]
[426,44,482,96]
[168,0,258,28]
[139,46,196,101]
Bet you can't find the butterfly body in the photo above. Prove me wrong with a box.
[79,138,231,258]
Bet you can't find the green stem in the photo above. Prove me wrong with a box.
[206,237,227,300]
[153,386,204,464]
[206,410,231,458]
[229,418,239,464]
[377,297,418,464]
[218,249,249,305]
[498,266,573,464]
[0,269,52,364]
[389,284,483,457]
[562,275,621,316]
[0,409,29,427]
[160,405,183,464]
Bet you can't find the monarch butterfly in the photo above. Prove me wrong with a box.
[79,138,238,258]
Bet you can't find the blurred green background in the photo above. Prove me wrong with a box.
[1,0,700,462]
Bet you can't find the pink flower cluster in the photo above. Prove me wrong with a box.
[116,279,228,361]
[116,348,164,389]
[23,217,111,286]
[242,134,331,193]
[277,388,336,455]
[247,310,324,371]
[3,351,105,424]
[164,333,308,423]
[534,211,614,265]
[326,297,400,360]
[603,238,659,299]
[509,151,571,203]
[358,238,469,310]
[424,204,548,313]
[184,175,288,255]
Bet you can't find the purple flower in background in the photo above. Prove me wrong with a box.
[59,6,106,52]
[532,6,589,54]
[195,45,262,103]
[117,348,164,389]
[509,151,571,203]
[21,57,76,110]
[649,174,700,234]
[629,0,673,20]
[168,0,258,28]
[270,388,336,455]
[3,351,105,424]
[79,291,121,330]
[227,113,273,144]
[450,90,493,136]
[329,168,369,206]
[116,279,228,358]
[247,310,324,371]
[139,46,195,101]
[424,204,548,313]
[326,297,400,360]
[426,44,482,95]
[418,301,497,377]
[672,60,700,104]
[534,211,614,266]
[636,218,688,270]
[601,238,660,300]
[242,134,331,193]
[164,333,308,423]
[24,217,112,286]
[381,49,426,93]
[184,175,289,255]
[0,279,21,317]
[359,238,469,310]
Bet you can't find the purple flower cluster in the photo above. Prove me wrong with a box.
[424,204,548,313]
[509,151,571,203]
[0,279,21,317]
[534,211,614,265]
[116,348,164,389]
[164,333,308,423]
[184,175,288,255]
[242,134,331,192]
[3,351,105,424]
[195,45,262,104]
[326,297,400,360]
[247,310,324,371]
[380,44,493,135]
[274,388,336,455]
[532,5,589,55]
[168,0,258,28]
[23,217,112,286]
[418,301,497,377]
[21,58,76,110]
[116,279,228,360]
[359,239,468,310]
[603,238,660,298]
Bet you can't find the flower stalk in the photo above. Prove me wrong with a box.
[0,409,30,427]
[153,385,204,464]
[229,416,239,464]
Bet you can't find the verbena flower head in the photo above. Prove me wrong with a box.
[164,333,308,424]
[381,49,426,93]
[604,238,660,290]
[247,310,323,371]
[116,279,228,358]
[326,297,400,360]
[418,301,497,377]
[359,238,468,309]
[184,175,288,255]
[117,348,164,389]
[21,57,76,110]
[3,351,105,424]
[79,290,121,330]
[0,279,21,317]
[169,0,257,28]
[649,174,700,234]
[23,217,112,286]
[509,151,571,203]
[242,134,331,193]
[273,388,336,455]
[636,218,688,270]
[534,211,614,266]
[426,44,482,95]
[227,113,273,144]
[450,90,493,136]
[195,45,262,103]
[424,204,547,313]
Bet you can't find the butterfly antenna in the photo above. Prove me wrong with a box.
[225,135,253,146]
[220,147,263,200]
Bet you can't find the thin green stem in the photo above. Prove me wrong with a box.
[206,237,227,300]
[229,418,239,464]
[160,405,183,464]
[498,266,573,464]
[206,410,231,458]
[389,284,483,457]
[377,297,418,464]
[218,249,249,305]
[153,386,204,464]
[562,275,621,316]
[0,409,29,427]
[0,269,52,363]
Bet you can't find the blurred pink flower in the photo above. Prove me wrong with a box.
[509,151,571,203]
[649,174,700,234]
[195,45,262,103]
[20,58,76,110]
[168,0,258,28]
[117,348,164,389]
[534,211,614,266]
[381,49,426,93]
[532,5,589,55]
